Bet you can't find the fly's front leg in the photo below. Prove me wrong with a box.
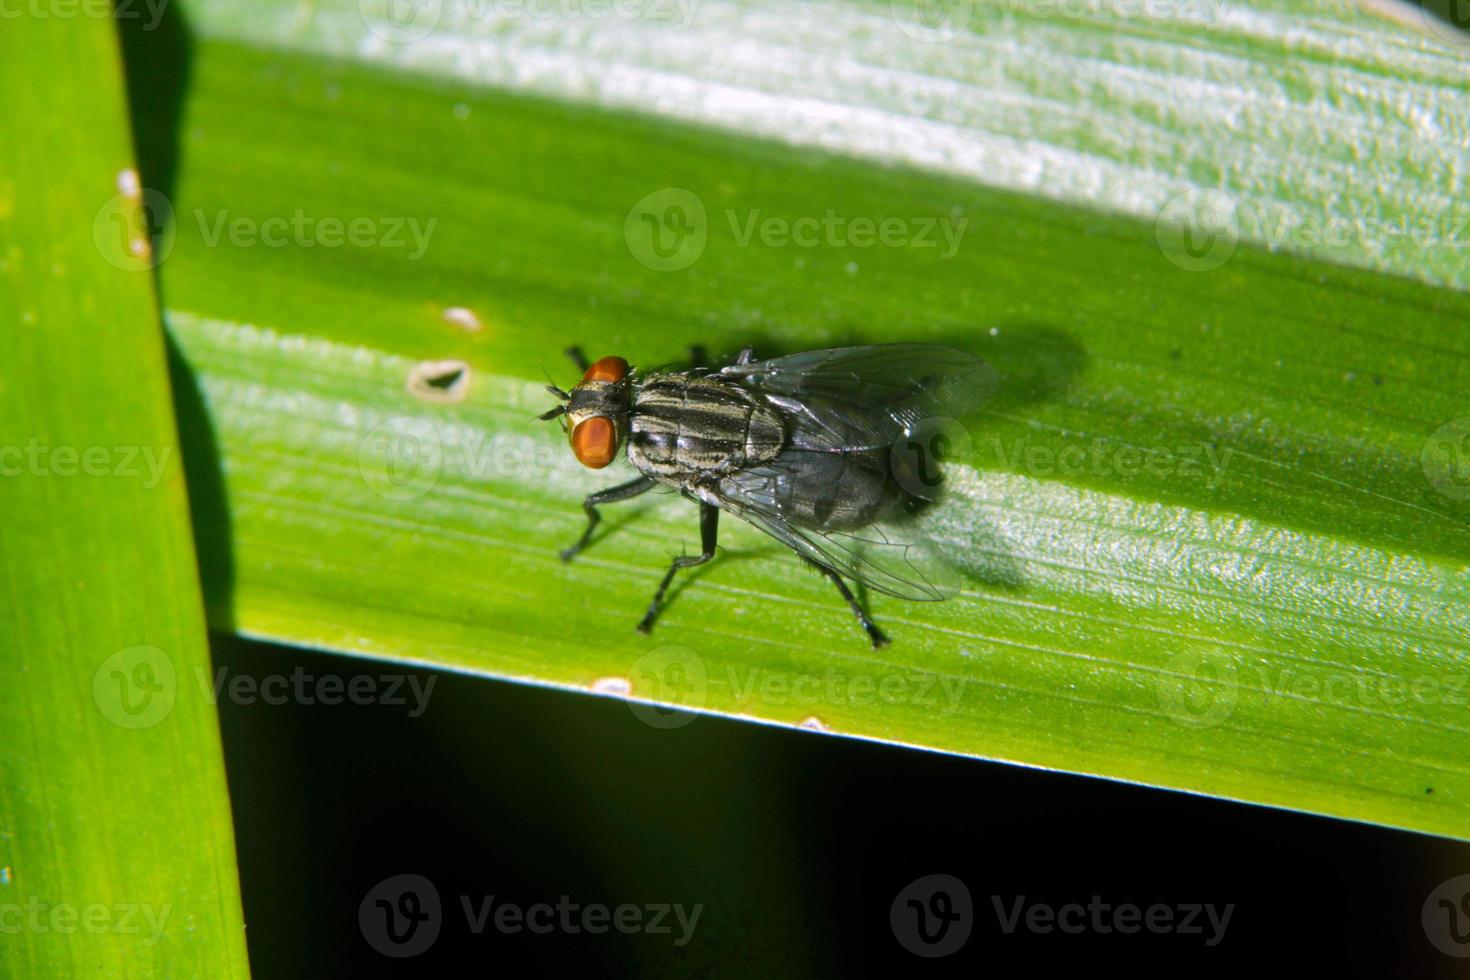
[805,558,890,648]
[561,476,656,563]
[637,502,719,635]
[565,346,591,372]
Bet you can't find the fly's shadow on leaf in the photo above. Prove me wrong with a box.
[883,323,1087,594]
[929,322,1088,418]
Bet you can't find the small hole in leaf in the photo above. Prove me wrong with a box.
[407,359,470,404]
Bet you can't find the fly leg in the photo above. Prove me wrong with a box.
[565,346,590,372]
[805,558,891,648]
[637,502,719,635]
[561,476,657,562]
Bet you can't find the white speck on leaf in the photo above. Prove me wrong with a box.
[591,677,631,696]
[116,168,141,198]
[442,306,482,332]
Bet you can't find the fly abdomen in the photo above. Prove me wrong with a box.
[720,448,900,532]
[628,376,786,479]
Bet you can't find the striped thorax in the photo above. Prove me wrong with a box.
[627,374,786,480]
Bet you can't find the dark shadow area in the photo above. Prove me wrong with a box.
[165,331,235,630]
[120,7,232,624]
[116,1,193,202]
[216,637,1470,977]
[945,322,1087,420]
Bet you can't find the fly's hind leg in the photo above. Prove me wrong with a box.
[637,502,719,635]
[805,558,890,648]
[561,476,657,563]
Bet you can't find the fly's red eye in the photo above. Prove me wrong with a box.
[582,356,629,384]
[571,417,619,469]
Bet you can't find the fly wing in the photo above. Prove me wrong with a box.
[709,452,963,602]
[719,344,995,452]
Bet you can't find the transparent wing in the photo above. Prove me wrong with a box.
[709,452,963,602]
[719,344,996,452]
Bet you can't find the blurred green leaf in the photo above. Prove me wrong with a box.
[146,1,1470,840]
[0,15,249,980]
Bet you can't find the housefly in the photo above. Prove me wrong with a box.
[538,344,993,647]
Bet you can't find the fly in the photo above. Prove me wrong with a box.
[538,344,993,647]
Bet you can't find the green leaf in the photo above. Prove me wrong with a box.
[149,2,1470,839]
[0,16,250,979]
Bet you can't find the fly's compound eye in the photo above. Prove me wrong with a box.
[582,356,629,384]
[571,416,619,469]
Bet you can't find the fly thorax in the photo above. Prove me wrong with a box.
[628,377,787,478]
